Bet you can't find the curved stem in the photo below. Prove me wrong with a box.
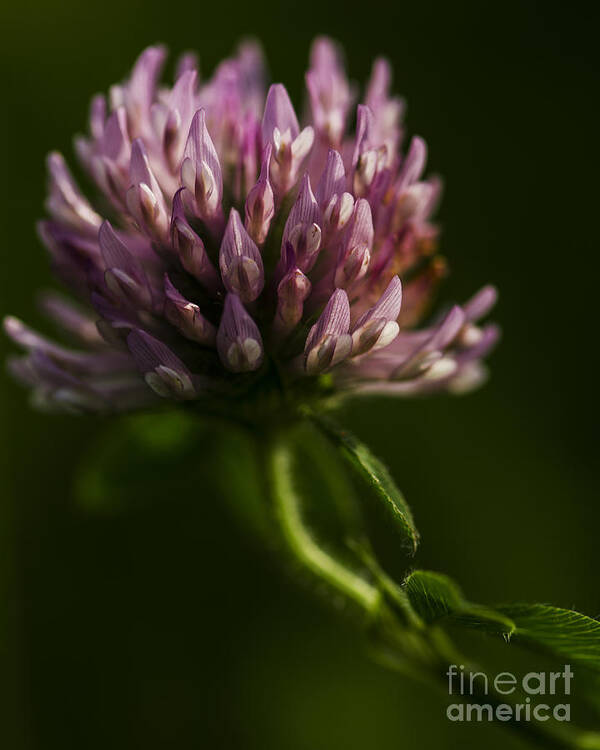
[267,433,381,614]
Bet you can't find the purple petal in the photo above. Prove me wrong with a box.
[98,221,141,279]
[456,323,501,362]
[365,58,392,112]
[161,69,198,169]
[181,109,223,220]
[309,36,342,74]
[352,105,374,167]
[315,149,347,208]
[281,174,322,272]
[98,221,153,309]
[126,139,169,238]
[46,152,101,232]
[396,179,442,223]
[274,267,311,337]
[428,306,467,350]
[10,350,110,413]
[129,138,154,186]
[369,275,403,322]
[245,145,275,245]
[89,94,106,140]
[306,37,352,144]
[364,58,405,132]
[344,198,374,250]
[353,275,402,329]
[4,316,132,376]
[304,289,352,374]
[163,275,216,346]
[175,51,199,80]
[334,199,373,287]
[39,292,105,347]
[389,305,466,379]
[127,328,197,399]
[447,362,489,395]
[285,174,321,234]
[397,136,427,191]
[261,84,313,196]
[168,70,197,128]
[219,208,264,302]
[126,46,166,119]
[170,189,220,291]
[236,41,267,103]
[261,84,300,144]
[462,285,498,321]
[216,294,264,373]
[351,276,402,356]
[101,107,131,163]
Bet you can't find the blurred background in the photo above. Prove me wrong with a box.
[1,0,599,747]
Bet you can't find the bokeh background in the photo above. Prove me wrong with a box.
[1,0,599,747]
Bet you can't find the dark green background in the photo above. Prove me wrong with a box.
[1,0,598,747]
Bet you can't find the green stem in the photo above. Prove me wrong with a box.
[267,434,381,614]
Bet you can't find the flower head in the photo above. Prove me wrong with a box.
[5,38,498,415]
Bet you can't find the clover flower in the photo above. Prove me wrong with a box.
[11,45,597,750]
[4,38,498,414]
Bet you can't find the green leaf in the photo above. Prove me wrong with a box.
[402,571,600,748]
[306,412,419,555]
[404,569,515,636]
[404,570,600,676]
[495,604,600,672]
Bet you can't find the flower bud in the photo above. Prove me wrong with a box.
[306,38,352,146]
[334,199,373,288]
[181,109,223,221]
[170,189,220,291]
[45,152,102,233]
[126,140,169,240]
[315,149,347,209]
[219,209,264,302]
[245,145,275,244]
[281,174,322,272]
[127,328,197,400]
[262,84,314,196]
[160,69,197,172]
[163,275,216,346]
[350,276,402,356]
[274,268,312,337]
[217,294,264,372]
[99,220,153,310]
[304,289,352,374]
